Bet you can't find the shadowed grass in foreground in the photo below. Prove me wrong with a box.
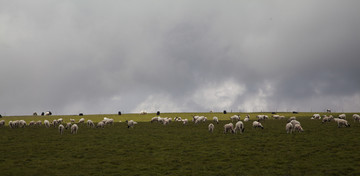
[0,112,359,175]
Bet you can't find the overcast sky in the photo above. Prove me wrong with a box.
[1,1,360,115]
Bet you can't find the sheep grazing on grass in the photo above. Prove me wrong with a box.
[312,114,321,119]
[58,124,64,135]
[174,117,182,121]
[102,118,114,126]
[286,123,293,134]
[57,118,63,124]
[0,120,5,128]
[28,121,36,127]
[36,120,42,126]
[322,116,333,123]
[244,115,250,122]
[256,115,268,121]
[65,122,72,129]
[19,120,27,128]
[71,124,78,134]
[33,112,38,116]
[87,120,95,128]
[294,124,304,132]
[278,116,285,120]
[213,116,219,124]
[230,115,240,122]
[272,115,280,119]
[195,116,206,124]
[163,118,170,125]
[337,119,350,128]
[288,116,296,122]
[45,111,52,116]
[208,123,214,133]
[353,114,360,122]
[70,119,75,123]
[224,123,234,134]
[290,120,301,127]
[252,121,264,129]
[126,120,137,128]
[78,118,85,124]
[44,120,50,128]
[182,119,188,125]
[234,121,245,134]
[151,117,159,123]
[97,121,105,128]
[338,114,346,119]
[192,115,200,122]
[51,120,58,127]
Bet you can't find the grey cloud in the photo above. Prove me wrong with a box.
[1,1,360,115]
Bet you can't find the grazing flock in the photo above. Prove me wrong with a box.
[0,113,358,135]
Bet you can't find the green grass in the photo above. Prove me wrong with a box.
[0,112,359,175]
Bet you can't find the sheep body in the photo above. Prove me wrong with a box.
[286,123,293,134]
[71,124,79,134]
[252,121,264,129]
[58,124,64,135]
[213,116,219,124]
[224,123,234,133]
[234,121,245,134]
[208,123,214,133]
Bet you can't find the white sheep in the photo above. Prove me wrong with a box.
[87,120,95,128]
[234,121,245,134]
[230,115,240,122]
[103,118,114,126]
[0,120,5,127]
[78,118,85,124]
[208,123,214,133]
[70,119,75,123]
[195,116,206,124]
[97,121,105,128]
[294,124,304,132]
[151,117,159,123]
[213,116,219,124]
[290,120,301,127]
[126,120,137,128]
[244,117,249,122]
[224,123,234,133]
[65,122,72,129]
[182,119,188,125]
[36,120,42,126]
[312,114,321,119]
[285,123,293,134]
[272,115,280,119]
[352,114,360,122]
[337,119,350,128]
[57,118,63,124]
[256,115,267,121]
[52,119,58,127]
[71,124,78,134]
[58,124,64,135]
[44,120,50,128]
[278,116,285,120]
[288,116,296,122]
[252,121,264,129]
[192,115,200,122]
[28,121,36,127]
[19,120,27,128]
[322,116,333,123]
[338,114,346,119]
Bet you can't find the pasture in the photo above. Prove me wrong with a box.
[0,112,360,175]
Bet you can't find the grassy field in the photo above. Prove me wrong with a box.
[0,112,359,175]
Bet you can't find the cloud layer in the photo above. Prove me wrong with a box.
[1,1,360,115]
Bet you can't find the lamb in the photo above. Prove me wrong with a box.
[0,120,5,127]
[252,121,264,129]
[97,121,105,128]
[244,115,250,122]
[44,120,50,128]
[337,119,350,128]
[87,120,95,128]
[51,119,58,127]
[353,114,360,122]
[294,124,304,132]
[234,121,245,134]
[288,116,296,122]
[285,123,293,134]
[57,118,63,124]
[126,120,137,128]
[71,124,79,134]
[208,123,214,133]
[230,115,240,122]
[224,123,234,133]
[9,121,14,128]
[58,124,64,135]
[70,119,75,123]
[213,116,219,124]
[163,118,170,125]
[103,118,114,126]
[65,122,72,129]
[256,115,266,121]
[272,115,280,119]
[338,114,346,119]
[174,117,182,121]
[195,116,206,124]
[192,115,200,122]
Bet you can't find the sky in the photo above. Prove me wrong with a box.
[1,1,360,115]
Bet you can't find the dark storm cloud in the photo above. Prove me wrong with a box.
[1,1,360,115]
